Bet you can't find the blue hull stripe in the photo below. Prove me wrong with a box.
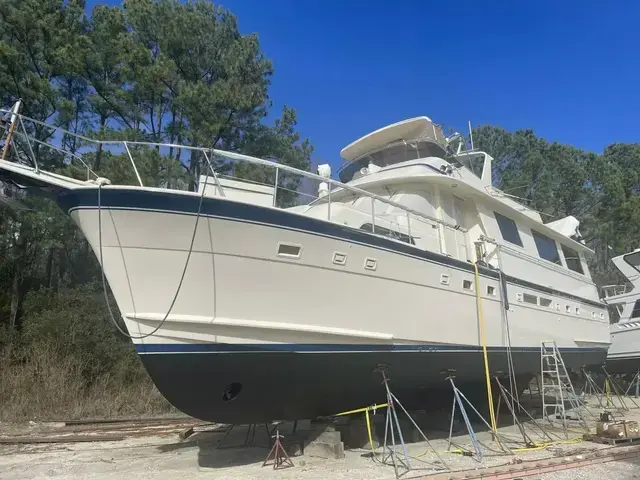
[135,343,607,354]
[56,188,606,309]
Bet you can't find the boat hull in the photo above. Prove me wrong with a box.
[51,186,611,423]
[606,324,640,374]
[137,344,606,424]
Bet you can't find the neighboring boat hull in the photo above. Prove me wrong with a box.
[606,324,640,374]
[138,344,606,424]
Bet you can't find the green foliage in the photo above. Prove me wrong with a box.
[0,0,312,419]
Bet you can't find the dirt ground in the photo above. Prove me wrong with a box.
[2,396,640,480]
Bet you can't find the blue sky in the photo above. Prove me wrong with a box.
[87,0,640,170]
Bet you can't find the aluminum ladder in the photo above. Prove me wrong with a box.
[540,341,589,438]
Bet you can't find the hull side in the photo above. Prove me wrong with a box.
[606,324,640,374]
[53,188,611,423]
[57,188,610,351]
[138,344,607,424]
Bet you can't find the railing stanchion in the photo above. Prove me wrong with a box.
[273,167,279,207]
[123,141,144,187]
[19,116,39,173]
[203,150,225,197]
[371,198,376,234]
[406,211,411,240]
[327,182,331,220]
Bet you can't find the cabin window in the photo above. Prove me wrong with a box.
[463,280,473,290]
[494,212,523,247]
[539,297,552,308]
[561,245,584,274]
[487,285,496,296]
[360,223,415,245]
[632,300,640,319]
[531,230,561,265]
[523,293,538,305]
[277,243,302,258]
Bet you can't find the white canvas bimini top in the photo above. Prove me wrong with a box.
[340,116,446,162]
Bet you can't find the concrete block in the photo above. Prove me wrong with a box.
[304,440,345,459]
[338,417,379,450]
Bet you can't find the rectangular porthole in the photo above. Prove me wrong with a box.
[592,312,596,319]
[487,285,496,296]
[565,305,571,313]
[440,274,450,285]
[600,312,605,320]
[539,297,552,308]
[523,293,538,305]
[332,252,347,266]
[364,258,377,271]
[463,280,473,290]
[277,242,301,258]
[575,307,580,315]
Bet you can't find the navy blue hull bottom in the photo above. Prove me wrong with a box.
[603,357,640,376]
[138,347,606,424]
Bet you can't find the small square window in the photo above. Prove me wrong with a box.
[575,307,580,315]
[487,285,496,296]
[440,274,450,285]
[463,280,473,290]
[332,252,347,265]
[364,258,378,271]
[565,305,571,313]
[600,312,605,320]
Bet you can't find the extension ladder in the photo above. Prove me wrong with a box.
[540,341,589,437]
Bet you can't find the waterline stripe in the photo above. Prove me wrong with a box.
[135,343,607,354]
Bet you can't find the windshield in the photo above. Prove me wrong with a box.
[452,152,485,179]
[624,251,640,273]
[338,140,446,183]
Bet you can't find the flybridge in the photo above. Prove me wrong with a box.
[337,117,493,187]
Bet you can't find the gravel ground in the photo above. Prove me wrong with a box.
[2,395,640,479]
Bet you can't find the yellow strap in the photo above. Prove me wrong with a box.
[473,262,498,435]
[334,403,388,417]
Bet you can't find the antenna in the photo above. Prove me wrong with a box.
[468,120,474,151]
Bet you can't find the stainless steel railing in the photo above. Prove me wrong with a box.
[0,107,467,252]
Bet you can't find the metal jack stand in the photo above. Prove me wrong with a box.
[262,426,294,470]
[624,370,640,398]
[493,375,536,448]
[603,366,640,410]
[494,374,558,443]
[375,365,448,478]
[446,371,513,461]
[581,368,623,416]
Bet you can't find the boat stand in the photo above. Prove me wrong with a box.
[603,366,640,410]
[493,374,558,443]
[262,426,294,470]
[375,365,448,478]
[445,372,513,461]
[581,368,625,416]
[624,370,640,398]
